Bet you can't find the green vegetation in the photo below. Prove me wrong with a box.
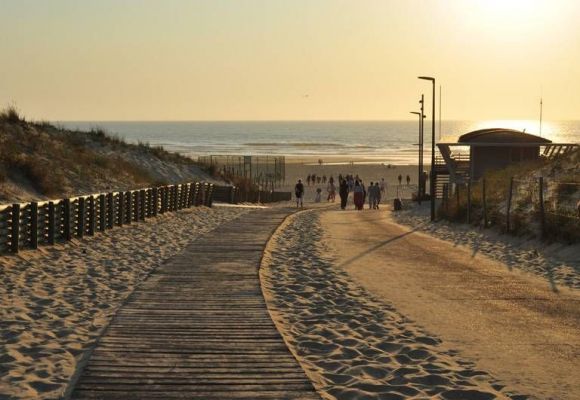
[0,107,211,201]
[437,148,580,244]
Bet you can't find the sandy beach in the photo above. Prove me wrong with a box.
[281,157,421,203]
[0,205,250,399]
[261,208,579,400]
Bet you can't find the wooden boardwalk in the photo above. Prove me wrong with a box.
[70,208,319,400]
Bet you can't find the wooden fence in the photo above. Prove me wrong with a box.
[0,182,213,255]
[439,177,579,241]
[212,185,292,204]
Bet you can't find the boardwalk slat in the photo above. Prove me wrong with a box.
[71,209,318,399]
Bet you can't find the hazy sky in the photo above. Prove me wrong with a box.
[1,0,579,121]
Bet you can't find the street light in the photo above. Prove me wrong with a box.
[418,76,436,221]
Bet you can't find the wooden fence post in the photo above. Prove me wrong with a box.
[30,202,38,249]
[10,204,20,253]
[467,179,471,224]
[63,199,72,241]
[118,192,124,226]
[88,196,95,236]
[107,193,114,229]
[455,184,460,216]
[173,185,179,211]
[153,187,159,216]
[482,178,487,228]
[506,177,514,233]
[48,201,55,245]
[126,191,132,224]
[99,194,106,232]
[78,197,85,238]
[539,177,545,239]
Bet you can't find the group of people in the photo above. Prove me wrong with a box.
[295,174,386,210]
[306,174,327,185]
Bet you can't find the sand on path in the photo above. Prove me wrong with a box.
[262,210,520,400]
[322,209,580,399]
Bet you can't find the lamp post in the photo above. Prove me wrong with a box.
[418,76,436,221]
[419,94,425,199]
[410,111,422,203]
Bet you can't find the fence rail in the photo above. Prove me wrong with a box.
[0,182,214,255]
[438,176,580,242]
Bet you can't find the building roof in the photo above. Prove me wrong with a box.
[458,128,552,144]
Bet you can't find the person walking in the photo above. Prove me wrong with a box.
[339,178,349,210]
[306,174,311,186]
[398,174,402,185]
[374,182,381,209]
[353,180,364,210]
[380,178,386,196]
[295,179,304,208]
[327,178,336,202]
[368,181,375,209]
[406,175,411,185]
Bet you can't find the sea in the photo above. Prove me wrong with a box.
[58,120,580,165]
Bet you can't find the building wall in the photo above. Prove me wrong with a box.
[471,146,540,179]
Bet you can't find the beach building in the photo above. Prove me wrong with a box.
[434,128,577,191]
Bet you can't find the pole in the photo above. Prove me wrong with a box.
[439,85,442,140]
[539,177,545,239]
[506,177,513,233]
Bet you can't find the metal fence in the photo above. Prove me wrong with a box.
[198,155,285,189]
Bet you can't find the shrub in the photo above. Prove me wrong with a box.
[0,106,24,123]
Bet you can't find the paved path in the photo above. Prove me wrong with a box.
[322,209,580,400]
[70,208,319,400]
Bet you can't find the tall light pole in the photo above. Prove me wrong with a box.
[419,94,425,198]
[418,76,436,221]
[410,111,422,203]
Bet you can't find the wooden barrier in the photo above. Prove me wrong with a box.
[0,181,215,255]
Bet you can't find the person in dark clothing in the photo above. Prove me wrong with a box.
[295,179,304,208]
[339,178,349,210]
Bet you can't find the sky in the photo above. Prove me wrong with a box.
[1,0,579,121]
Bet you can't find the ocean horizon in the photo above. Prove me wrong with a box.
[58,120,580,165]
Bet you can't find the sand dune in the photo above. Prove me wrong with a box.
[261,210,522,400]
[0,205,249,399]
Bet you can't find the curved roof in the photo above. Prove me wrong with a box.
[458,128,552,144]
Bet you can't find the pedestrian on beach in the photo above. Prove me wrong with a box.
[315,188,322,203]
[327,179,336,202]
[353,180,364,210]
[398,174,402,185]
[406,175,411,185]
[295,179,304,208]
[375,182,381,209]
[306,174,311,186]
[322,175,327,184]
[368,181,375,209]
[339,178,349,210]
[380,178,386,196]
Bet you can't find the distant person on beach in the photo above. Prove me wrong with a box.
[327,179,336,202]
[339,178,349,210]
[380,178,386,195]
[406,175,411,185]
[374,182,381,209]
[368,181,375,209]
[353,180,364,210]
[315,188,322,203]
[322,175,327,184]
[306,174,311,186]
[295,179,304,208]
[317,176,321,184]
[398,174,402,185]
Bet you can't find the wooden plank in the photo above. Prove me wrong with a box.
[70,208,318,399]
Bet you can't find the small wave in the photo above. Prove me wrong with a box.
[244,142,376,149]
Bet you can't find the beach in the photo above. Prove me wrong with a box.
[280,156,420,203]
[0,205,250,399]
[261,208,580,399]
